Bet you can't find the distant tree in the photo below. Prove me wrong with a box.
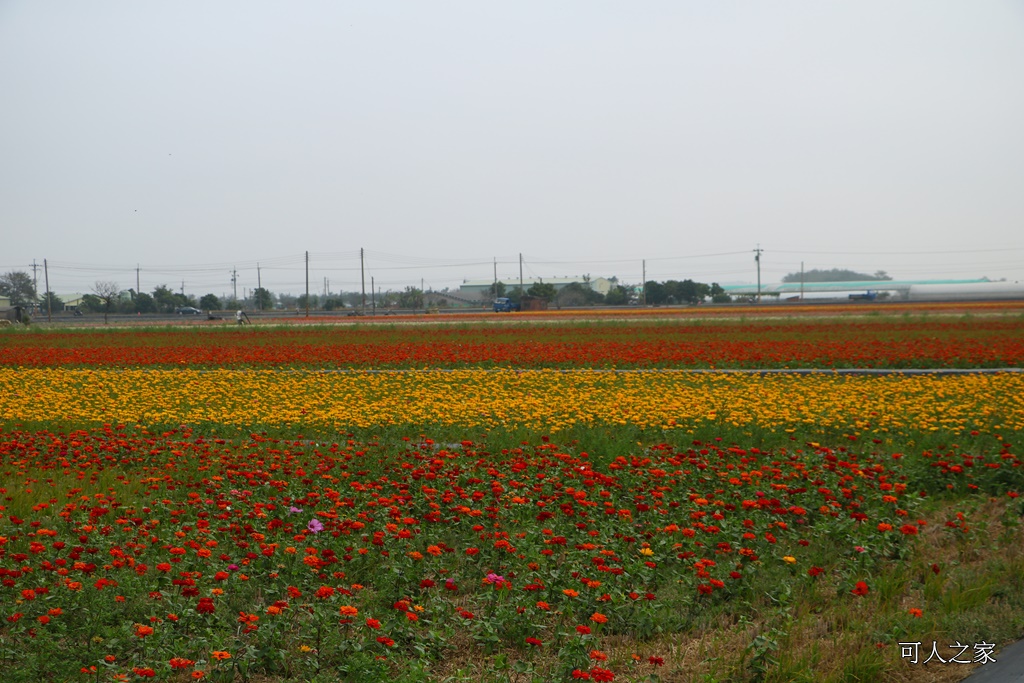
[0,271,36,307]
[605,285,628,306]
[322,296,346,311]
[93,281,121,324]
[487,281,507,299]
[398,287,424,310]
[278,293,299,309]
[554,283,588,308]
[710,283,732,304]
[251,288,273,311]
[152,285,188,313]
[200,294,221,311]
[506,287,525,307]
[296,294,319,311]
[79,294,103,313]
[781,268,893,283]
[135,292,157,313]
[554,282,604,308]
[644,281,667,305]
[39,291,63,314]
[675,279,710,305]
[526,281,557,303]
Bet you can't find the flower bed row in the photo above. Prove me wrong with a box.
[2,368,1022,435]
[0,426,1017,681]
[3,318,1023,368]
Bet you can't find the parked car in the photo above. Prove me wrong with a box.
[175,306,203,315]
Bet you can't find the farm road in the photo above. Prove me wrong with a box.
[962,638,1024,682]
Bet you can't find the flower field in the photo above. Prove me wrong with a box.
[1,316,1023,369]
[0,310,1022,682]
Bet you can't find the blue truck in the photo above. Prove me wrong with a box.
[493,297,521,312]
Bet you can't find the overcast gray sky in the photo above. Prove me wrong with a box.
[2,1,1022,298]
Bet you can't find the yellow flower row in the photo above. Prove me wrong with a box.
[1,369,1021,434]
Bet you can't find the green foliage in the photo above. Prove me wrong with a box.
[604,285,630,305]
[200,293,222,311]
[39,291,63,313]
[0,271,36,306]
[151,284,190,313]
[251,288,274,310]
[399,287,425,309]
[782,268,892,283]
[554,282,604,307]
[296,293,319,310]
[526,281,556,302]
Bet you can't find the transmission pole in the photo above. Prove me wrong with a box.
[44,259,51,322]
[257,263,262,310]
[519,253,524,294]
[360,248,366,313]
[642,259,646,305]
[754,245,763,303]
[305,251,310,318]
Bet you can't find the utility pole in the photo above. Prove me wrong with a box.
[493,257,497,295]
[371,276,375,316]
[800,261,804,301]
[360,248,366,314]
[31,260,39,300]
[181,280,185,297]
[642,259,646,306]
[231,267,238,301]
[43,259,51,323]
[257,263,263,310]
[136,265,140,298]
[754,245,763,303]
[519,253,524,295]
[304,251,310,318]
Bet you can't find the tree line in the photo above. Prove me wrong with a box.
[488,278,732,307]
[3,268,735,316]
